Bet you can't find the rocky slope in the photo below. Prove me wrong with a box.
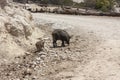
[0,1,44,63]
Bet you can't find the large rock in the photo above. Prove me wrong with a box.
[4,6,34,38]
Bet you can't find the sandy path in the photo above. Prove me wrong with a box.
[33,13,120,80]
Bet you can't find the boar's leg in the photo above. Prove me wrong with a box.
[61,40,65,47]
[53,40,57,48]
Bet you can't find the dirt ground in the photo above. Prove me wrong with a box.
[0,13,120,80]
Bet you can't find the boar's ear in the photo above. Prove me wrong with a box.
[70,35,73,38]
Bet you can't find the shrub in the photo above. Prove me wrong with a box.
[95,0,115,12]
[84,0,115,12]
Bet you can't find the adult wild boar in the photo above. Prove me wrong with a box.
[52,29,72,48]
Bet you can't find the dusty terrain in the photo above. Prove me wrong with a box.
[0,13,120,80]
[33,13,120,80]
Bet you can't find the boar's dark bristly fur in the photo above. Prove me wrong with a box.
[52,29,71,48]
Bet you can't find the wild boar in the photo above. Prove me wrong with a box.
[35,39,44,52]
[52,29,72,48]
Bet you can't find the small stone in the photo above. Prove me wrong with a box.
[25,52,31,55]
[32,76,37,80]
[39,52,47,55]
[40,55,46,60]
[23,69,32,76]
[33,61,37,65]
